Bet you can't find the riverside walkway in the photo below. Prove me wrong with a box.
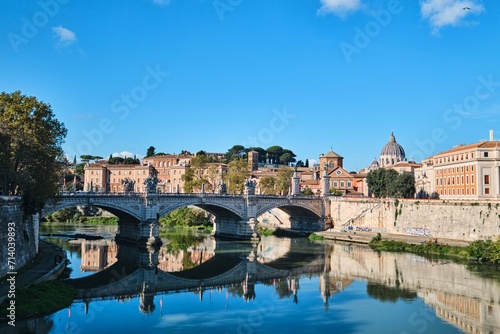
[0,240,66,304]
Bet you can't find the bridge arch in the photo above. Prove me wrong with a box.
[42,196,143,221]
[256,202,322,219]
[156,195,246,220]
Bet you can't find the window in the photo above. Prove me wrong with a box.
[466,166,469,172]
[333,181,338,187]
[466,175,469,184]
[340,181,345,188]
[484,152,489,158]
[472,175,474,184]
[485,188,490,194]
[485,175,490,185]
[347,181,352,188]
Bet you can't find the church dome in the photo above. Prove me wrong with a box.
[380,132,406,167]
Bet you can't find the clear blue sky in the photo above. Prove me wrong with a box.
[2,0,499,171]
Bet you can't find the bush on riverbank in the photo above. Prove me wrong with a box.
[258,227,275,236]
[160,207,211,228]
[0,281,77,320]
[309,233,324,241]
[369,234,500,264]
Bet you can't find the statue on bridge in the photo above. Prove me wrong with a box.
[216,180,227,195]
[121,178,135,193]
[244,178,257,196]
[143,175,159,193]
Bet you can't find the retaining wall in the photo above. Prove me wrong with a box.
[330,197,500,241]
[0,197,39,278]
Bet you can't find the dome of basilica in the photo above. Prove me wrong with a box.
[379,132,406,167]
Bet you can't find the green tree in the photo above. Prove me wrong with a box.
[0,91,67,214]
[279,150,296,166]
[302,188,314,196]
[395,172,416,198]
[74,163,85,176]
[225,145,246,162]
[259,176,276,195]
[182,154,210,193]
[146,146,155,157]
[226,158,249,194]
[367,168,414,198]
[266,145,284,164]
[275,166,293,195]
[305,159,309,168]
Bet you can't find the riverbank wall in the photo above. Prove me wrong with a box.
[329,197,500,242]
[0,197,39,278]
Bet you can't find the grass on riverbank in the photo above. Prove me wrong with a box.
[308,233,325,241]
[369,233,500,264]
[0,281,77,321]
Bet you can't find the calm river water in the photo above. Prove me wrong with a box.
[9,223,500,333]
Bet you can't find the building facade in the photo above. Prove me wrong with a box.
[429,141,500,200]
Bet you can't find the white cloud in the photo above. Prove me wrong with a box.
[420,0,485,34]
[52,26,77,47]
[318,0,362,17]
[111,151,143,160]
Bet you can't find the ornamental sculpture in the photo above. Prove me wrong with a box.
[244,178,257,196]
[143,175,159,193]
[216,180,227,195]
[121,177,135,193]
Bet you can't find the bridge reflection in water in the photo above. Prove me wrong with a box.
[68,237,327,314]
[66,237,500,334]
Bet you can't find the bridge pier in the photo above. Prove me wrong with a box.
[212,217,260,240]
[115,217,162,247]
[289,216,325,231]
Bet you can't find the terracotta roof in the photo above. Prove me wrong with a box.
[322,149,343,158]
[433,141,500,157]
[390,162,421,168]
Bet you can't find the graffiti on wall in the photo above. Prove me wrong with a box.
[404,227,431,237]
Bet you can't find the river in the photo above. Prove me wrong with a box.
[7,223,500,333]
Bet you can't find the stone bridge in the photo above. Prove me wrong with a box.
[42,193,329,245]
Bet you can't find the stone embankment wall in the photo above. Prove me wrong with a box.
[0,197,39,277]
[330,197,500,241]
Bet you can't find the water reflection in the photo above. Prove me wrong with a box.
[327,243,500,333]
[5,228,500,333]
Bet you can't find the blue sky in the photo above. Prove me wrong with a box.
[2,0,499,171]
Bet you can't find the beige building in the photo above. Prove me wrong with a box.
[427,139,500,200]
[84,163,156,193]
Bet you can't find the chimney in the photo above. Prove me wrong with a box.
[490,130,494,141]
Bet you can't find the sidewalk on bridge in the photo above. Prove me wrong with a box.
[0,240,67,304]
[316,229,470,247]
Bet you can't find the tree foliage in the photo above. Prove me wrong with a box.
[259,176,276,195]
[275,166,293,195]
[182,154,210,193]
[0,91,67,214]
[226,158,249,194]
[367,169,415,198]
[146,146,156,157]
[159,207,210,228]
[225,145,246,162]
